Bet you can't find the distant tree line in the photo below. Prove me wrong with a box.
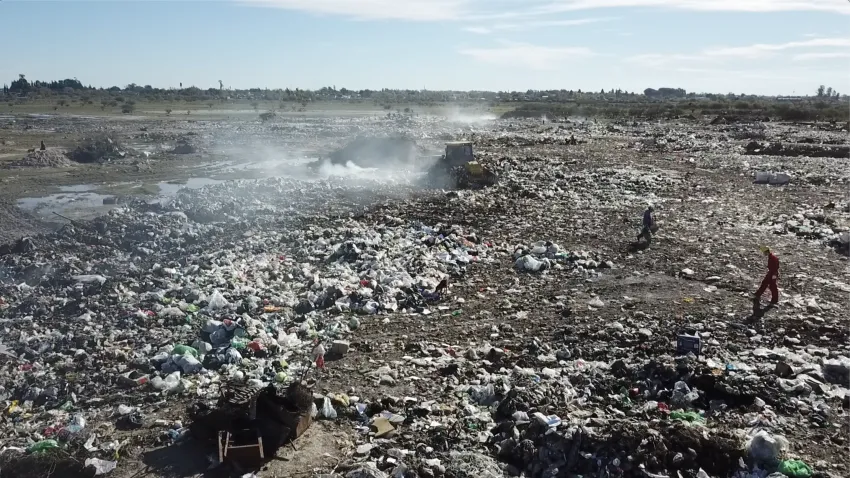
[502,97,848,122]
[7,74,87,94]
[816,85,840,98]
[643,87,687,99]
[2,75,846,122]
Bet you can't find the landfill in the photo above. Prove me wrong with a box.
[0,115,848,478]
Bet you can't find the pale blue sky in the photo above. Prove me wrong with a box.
[1,0,848,95]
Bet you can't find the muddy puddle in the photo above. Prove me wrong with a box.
[17,191,116,221]
[15,177,228,221]
[12,153,411,225]
[156,177,224,195]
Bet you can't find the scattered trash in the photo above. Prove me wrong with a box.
[0,114,845,478]
[778,459,813,478]
[85,458,118,475]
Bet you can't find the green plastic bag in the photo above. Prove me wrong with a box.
[27,439,59,454]
[778,460,812,478]
[171,345,199,358]
[231,337,248,350]
[669,410,704,422]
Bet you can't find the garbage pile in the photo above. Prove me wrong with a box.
[0,175,495,471]
[170,136,198,154]
[0,117,848,478]
[67,135,128,163]
[0,150,71,169]
[744,141,849,159]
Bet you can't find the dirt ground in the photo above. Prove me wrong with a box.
[0,109,847,478]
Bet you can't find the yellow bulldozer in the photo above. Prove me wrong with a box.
[426,141,498,189]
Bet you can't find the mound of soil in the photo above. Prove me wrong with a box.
[68,136,126,163]
[1,150,71,169]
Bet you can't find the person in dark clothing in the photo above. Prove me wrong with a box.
[637,206,655,243]
[755,246,779,304]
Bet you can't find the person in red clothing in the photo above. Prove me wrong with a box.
[755,246,779,305]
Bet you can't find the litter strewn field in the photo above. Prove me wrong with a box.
[0,112,847,478]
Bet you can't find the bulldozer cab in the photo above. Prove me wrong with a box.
[444,141,473,167]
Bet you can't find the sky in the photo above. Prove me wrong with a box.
[1,0,848,95]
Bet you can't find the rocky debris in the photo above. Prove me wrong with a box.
[1,149,71,169]
[67,136,127,163]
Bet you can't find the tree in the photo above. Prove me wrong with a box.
[817,85,826,97]
[219,80,223,91]
[250,101,259,111]
[826,87,833,97]
[121,103,135,114]
[207,102,214,109]
[10,74,30,94]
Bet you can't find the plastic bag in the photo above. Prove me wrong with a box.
[174,354,203,374]
[319,397,337,419]
[85,458,118,475]
[778,459,812,478]
[515,255,548,272]
[151,371,183,393]
[669,410,704,422]
[470,384,496,405]
[171,345,199,357]
[747,430,788,464]
[27,439,59,453]
[207,290,229,311]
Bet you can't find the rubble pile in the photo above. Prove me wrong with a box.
[0,117,848,478]
[170,136,198,154]
[67,135,128,163]
[0,150,71,169]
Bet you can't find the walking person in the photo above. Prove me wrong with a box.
[754,246,779,307]
[637,206,655,245]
